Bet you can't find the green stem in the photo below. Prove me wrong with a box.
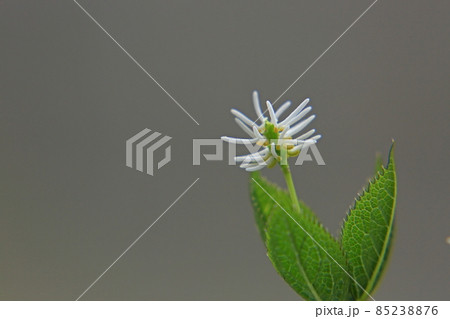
[280,162,301,214]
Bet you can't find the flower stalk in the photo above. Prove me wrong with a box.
[280,161,301,215]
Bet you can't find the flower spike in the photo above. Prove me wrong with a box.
[221,91,320,171]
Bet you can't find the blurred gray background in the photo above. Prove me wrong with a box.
[1,0,449,300]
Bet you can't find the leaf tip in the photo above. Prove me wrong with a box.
[387,141,395,168]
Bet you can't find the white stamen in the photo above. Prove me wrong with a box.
[245,163,267,172]
[286,115,316,137]
[279,139,297,146]
[275,100,291,118]
[252,91,264,123]
[221,136,259,144]
[290,135,321,152]
[279,125,290,138]
[279,98,309,126]
[266,101,277,124]
[240,154,267,167]
[295,129,316,141]
[252,126,263,138]
[234,118,255,137]
[234,149,269,162]
[289,144,303,153]
[290,141,315,152]
[231,109,255,127]
[281,106,312,127]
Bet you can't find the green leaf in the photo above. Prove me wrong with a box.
[341,143,397,300]
[249,172,316,243]
[250,173,352,300]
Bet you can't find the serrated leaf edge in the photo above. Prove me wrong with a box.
[340,143,397,300]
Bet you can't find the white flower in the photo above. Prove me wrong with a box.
[221,91,321,171]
